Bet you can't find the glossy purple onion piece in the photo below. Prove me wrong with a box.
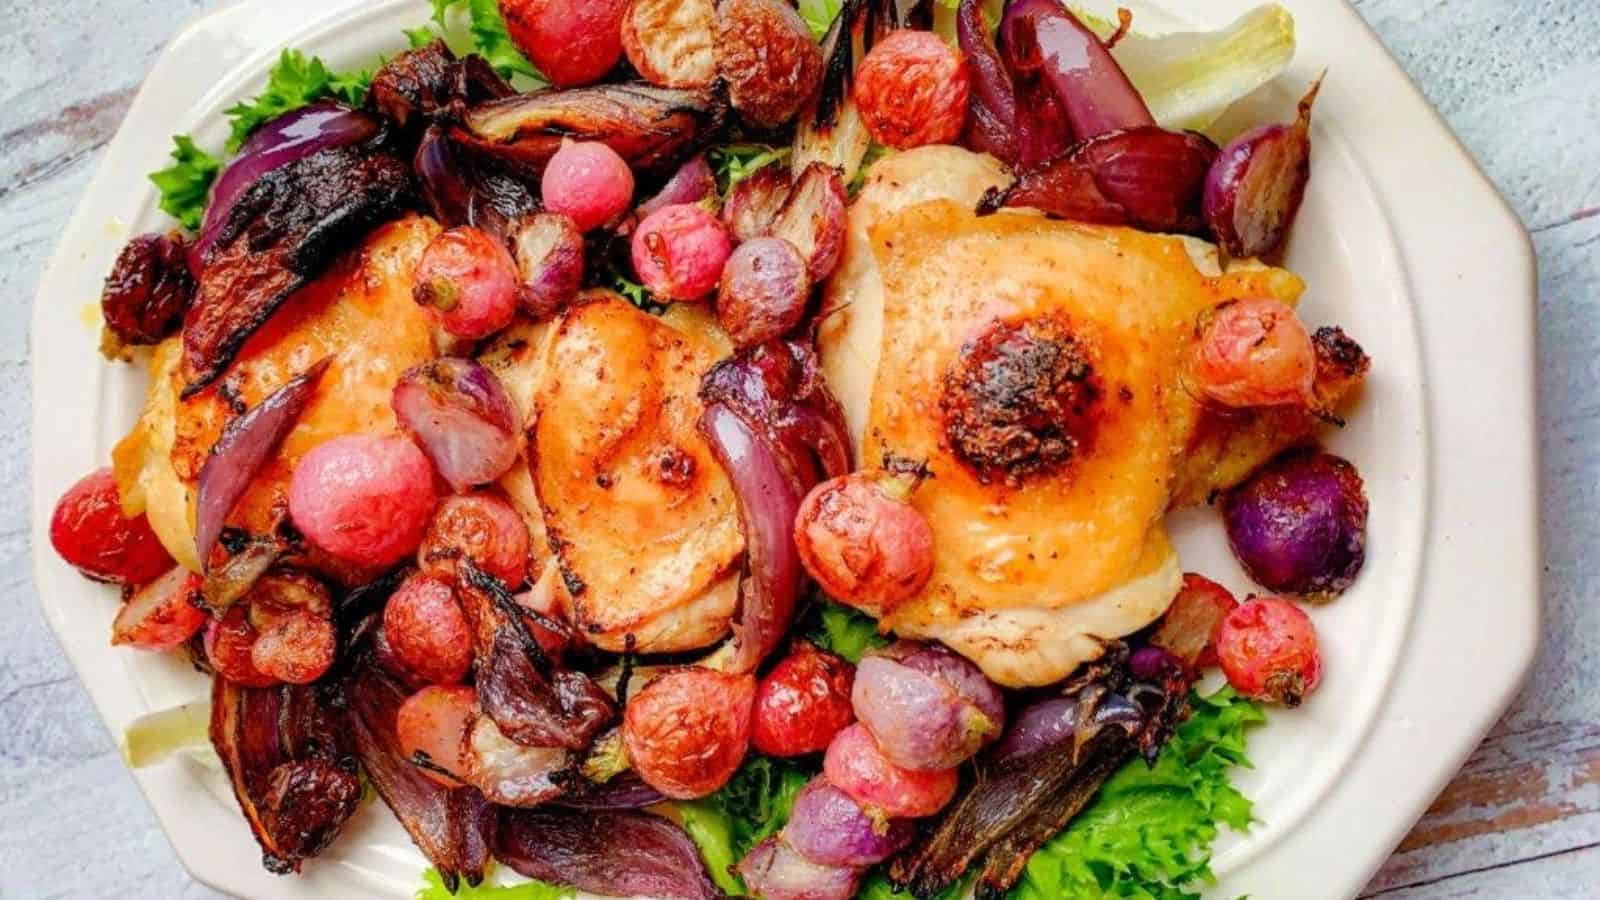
[700,402,809,674]
[984,126,1219,235]
[554,771,667,811]
[957,0,1018,164]
[636,153,716,222]
[194,357,331,568]
[392,358,520,492]
[1128,646,1182,682]
[1203,78,1321,258]
[497,807,722,900]
[990,696,1078,764]
[414,125,538,242]
[1223,448,1368,599]
[784,777,913,867]
[999,0,1154,141]
[191,101,380,270]
[737,837,861,900]
[851,651,998,771]
[699,341,853,672]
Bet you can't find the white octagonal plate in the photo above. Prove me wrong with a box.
[29,1,1539,898]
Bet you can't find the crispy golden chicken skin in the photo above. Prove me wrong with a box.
[530,295,742,652]
[820,147,1361,687]
[115,216,442,577]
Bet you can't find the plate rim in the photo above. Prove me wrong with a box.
[28,1,1541,898]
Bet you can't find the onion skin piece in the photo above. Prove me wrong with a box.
[392,358,521,493]
[458,562,616,750]
[195,357,330,568]
[453,83,726,180]
[1203,78,1321,258]
[738,836,860,900]
[497,807,723,900]
[983,126,1219,235]
[998,0,1154,141]
[414,126,538,242]
[554,770,667,811]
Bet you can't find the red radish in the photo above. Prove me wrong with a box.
[50,468,174,586]
[111,569,207,650]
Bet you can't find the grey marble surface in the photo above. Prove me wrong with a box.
[3,1,1597,897]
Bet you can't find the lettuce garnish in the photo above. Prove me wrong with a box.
[415,868,572,900]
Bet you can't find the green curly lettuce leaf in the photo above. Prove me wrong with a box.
[431,0,545,83]
[808,601,889,663]
[223,49,373,152]
[708,143,792,195]
[1010,688,1266,899]
[674,754,812,894]
[149,136,221,230]
[797,0,845,40]
[415,868,572,900]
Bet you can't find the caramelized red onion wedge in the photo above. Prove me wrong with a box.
[998,0,1154,142]
[195,357,331,568]
[957,0,1018,164]
[459,562,616,749]
[461,713,573,807]
[392,358,520,492]
[201,537,283,615]
[738,836,861,900]
[345,665,495,890]
[453,83,726,180]
[700,402,809,675]
[414,126,538,242]
[981,126,1219,235]
[190,101,381,270]
[210,678,361,874]
[784,777,913,867]
[698,342,852,672]
[554,770,667,811]
[1204,78,1322,258]
[497,808,723,900]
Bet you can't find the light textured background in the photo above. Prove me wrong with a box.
[3,1,1595,897]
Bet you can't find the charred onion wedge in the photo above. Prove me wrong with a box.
[210,678,361,874]
[452,83,726,180]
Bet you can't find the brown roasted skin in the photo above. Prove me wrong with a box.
[210,679,361,874]
[118,216,440,579]
[183,140,416,393]
[530,296,742,652]
[452,83,726,179]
